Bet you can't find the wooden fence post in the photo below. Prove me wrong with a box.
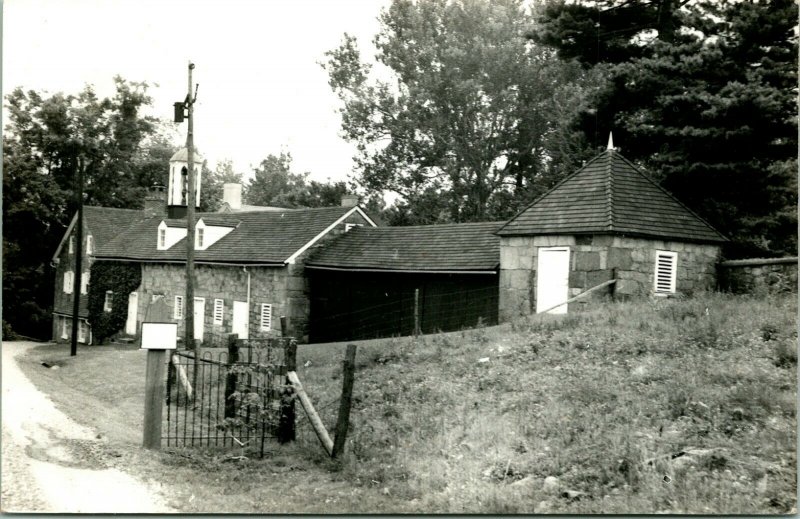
[414,288,421,336]
[332,344,357,458]
[277,338,297,443]
[224,334,239,419]
[143,349,167,449]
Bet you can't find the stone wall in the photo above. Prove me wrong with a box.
[718,257,797,294]
[499,234,721,321]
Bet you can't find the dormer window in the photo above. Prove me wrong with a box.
[196,227,204,248]
[194,218,237,251]
[159,228,166,248]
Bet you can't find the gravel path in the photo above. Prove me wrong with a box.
[1,341,175,513]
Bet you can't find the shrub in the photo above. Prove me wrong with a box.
[87,262,142,343]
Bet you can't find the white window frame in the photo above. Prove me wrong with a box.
[260,303,272,332]
[158,228,166,249]
[86,235,93,255]
[61,316,70,339]
[174,295,184,319]
[654,250,678,295]
[64,271,74,294]
[196,227,204,248]
[344,223,363,232]
[77,319,87,343]
[69,236,74,254]
[213,298,224,326]
[80,271,90,295]
[103,290,113,312]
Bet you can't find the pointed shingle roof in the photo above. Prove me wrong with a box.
[496,150,727,243]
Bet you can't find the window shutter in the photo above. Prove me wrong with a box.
[81,272,90,295]
[86,235,93,254]
[61,317,69,339]
[69,236,74,254]
[174,296,184,319]
[213,299,224,325]
[260,303,272,331]
[63,272,70,293]
[654,251,678,294]
[78,320,86,343]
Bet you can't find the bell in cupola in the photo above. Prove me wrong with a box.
[167,147,203,219]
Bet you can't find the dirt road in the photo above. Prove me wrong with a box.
[1,341,174,513]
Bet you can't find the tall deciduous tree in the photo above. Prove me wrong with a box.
[531,0,798,256]
[245,152,352,209]
[323,0,601,223]
[3,77,173,338]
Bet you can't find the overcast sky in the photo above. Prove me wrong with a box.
[3,0,391,184]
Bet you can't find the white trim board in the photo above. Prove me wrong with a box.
[284,206,378,265]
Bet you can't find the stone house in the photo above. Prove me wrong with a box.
[495,144,728,319]
[52,148,376,346]
[51,206,144,344]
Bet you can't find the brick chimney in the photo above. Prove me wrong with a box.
[223,183,242,210]
[144,185,167,218]
[341,194,359,208]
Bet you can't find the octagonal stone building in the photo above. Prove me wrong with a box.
[496,145,727,319]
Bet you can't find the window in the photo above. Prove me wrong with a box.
[196,227,204,248]
[61,316,70,339]
[213,299,224,325]
[344,223,363,232]
[654,250,678,294]
[81,272,90,295]
[158,228,166,248]
[174,295,184,319]
[260,303,272,332]
[69,236,74,254]
[78,320,87,343]
[64,271,74,294]
[104,291,113,312]
[86,235,93,255]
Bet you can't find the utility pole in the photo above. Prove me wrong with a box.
[184,62,197,354]
[70,156,85,357]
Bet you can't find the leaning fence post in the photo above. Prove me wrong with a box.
[332,344,357,458]
[277,338,297,443]
[224,334,239,419]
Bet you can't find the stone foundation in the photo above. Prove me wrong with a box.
[499,234,721,321]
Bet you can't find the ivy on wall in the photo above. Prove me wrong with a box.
[88,262,141,343]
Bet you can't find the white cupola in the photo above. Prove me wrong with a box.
[167,147,203,217]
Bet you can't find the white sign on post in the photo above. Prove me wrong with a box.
[141,322,178,350]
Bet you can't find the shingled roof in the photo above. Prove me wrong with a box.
[496,149,727,243]
[95,206,371,265]
[52,206,145,262]
[305,222,503,273]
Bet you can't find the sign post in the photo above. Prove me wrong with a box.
[141,297,177,450]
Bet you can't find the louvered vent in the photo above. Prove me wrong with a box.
[213,299,224,325]
[654,250,678,294]
[260,303,272,332]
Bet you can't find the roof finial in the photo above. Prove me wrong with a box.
[607,131,615,151]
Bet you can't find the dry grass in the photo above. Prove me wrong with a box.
[17,292,797,513]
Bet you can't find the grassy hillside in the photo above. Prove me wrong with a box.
[295,292,796,514]
[19,292,796,513]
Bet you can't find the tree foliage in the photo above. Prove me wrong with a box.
[3,77,173,338]
[531,0,798,256]
[245,152,351,209]
[323,0,602,223]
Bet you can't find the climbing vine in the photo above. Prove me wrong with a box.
[88,262,141,343]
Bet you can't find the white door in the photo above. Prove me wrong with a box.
[536,247,570,314]
[125,292,138,335]
[232,301,249,340]
[194,297,205,342]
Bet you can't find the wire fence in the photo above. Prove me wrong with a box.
[310,283,499,343]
